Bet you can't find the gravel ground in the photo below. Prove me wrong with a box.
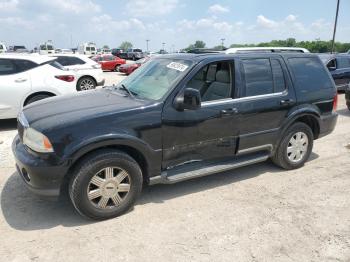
[0,74,349,261]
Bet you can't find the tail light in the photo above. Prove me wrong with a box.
[55,75,75,82]
[333,93,338,112]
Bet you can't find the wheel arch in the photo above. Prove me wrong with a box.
[23,91,56,106]
[61,138,156,194]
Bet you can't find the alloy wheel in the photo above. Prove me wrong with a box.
[287,131,309,163]
[87,167,131,209]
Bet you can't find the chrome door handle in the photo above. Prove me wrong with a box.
[220,108,238,116]
[15,78,27,83]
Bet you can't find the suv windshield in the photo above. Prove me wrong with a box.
[119,58,193,100]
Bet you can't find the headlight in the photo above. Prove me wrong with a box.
[23,127,54,153]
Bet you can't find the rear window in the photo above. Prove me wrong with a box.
[288,57,334,91]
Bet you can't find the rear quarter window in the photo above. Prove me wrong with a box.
[288,57,334,92]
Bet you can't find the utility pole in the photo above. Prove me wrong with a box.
[331,0,340,54]
[221,38,225,50]
[146,39,150,52]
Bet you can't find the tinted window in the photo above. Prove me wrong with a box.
[13,59,37,72]
[271,59,286,93]
[242,59,273,96]
[326,59,336,68]
[55,56,85,66]
[134,49,142,52]
[288,57,334,91]
[0,59,16,75]
[337,57,350,69]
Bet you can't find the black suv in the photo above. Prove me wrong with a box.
[13,53,338,220]
[319,53,350,91]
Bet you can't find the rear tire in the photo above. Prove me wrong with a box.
[272,122,313,170]
[69,150,143,220]
[114,65,120,72]
[25,94,52,106]
[77,77,96,91]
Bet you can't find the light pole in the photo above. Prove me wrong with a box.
[221,38,225,50]
[162,42,166,51]
[331,0,340,53]
[146,39,150,52]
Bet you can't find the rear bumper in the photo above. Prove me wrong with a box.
[12,136,68,197]
[318,112,338,139]
[96,79,105,86]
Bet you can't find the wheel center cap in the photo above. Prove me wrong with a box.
[103,182,117,196]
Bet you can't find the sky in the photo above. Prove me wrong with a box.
[0,0,350,51]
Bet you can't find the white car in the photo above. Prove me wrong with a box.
[0,54,78,119]
[50,54,105,90]
[225,47,310,54]
[0,42,6,53]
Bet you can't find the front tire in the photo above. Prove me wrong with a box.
[272,122,313,170]
[69,150,143,220]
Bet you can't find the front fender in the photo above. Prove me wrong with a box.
[66,133,162,177]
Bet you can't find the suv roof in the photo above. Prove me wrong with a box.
[158,52,319,63]
[225,47,310,54]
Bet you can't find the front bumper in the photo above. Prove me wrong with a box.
[12,135,68,197]
[318,112,338,139]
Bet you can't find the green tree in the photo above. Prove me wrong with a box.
[194,40,206,48]
[119,41,133,51]
[102,45,110,49]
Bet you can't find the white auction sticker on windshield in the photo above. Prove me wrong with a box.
[167,62,188,72]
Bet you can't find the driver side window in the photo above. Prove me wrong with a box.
[187,61,234,102]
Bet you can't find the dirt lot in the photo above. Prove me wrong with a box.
[0,73,349,262]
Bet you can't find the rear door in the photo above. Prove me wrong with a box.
[235,55,296,152]
[0,59,33,118]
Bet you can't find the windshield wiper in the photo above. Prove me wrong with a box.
[119,84,135,98]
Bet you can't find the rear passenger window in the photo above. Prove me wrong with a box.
[242,59,273,96]
[288,57,334,91]
[271,59,286,93]
[0,59,16,75]
[13,59,37,72]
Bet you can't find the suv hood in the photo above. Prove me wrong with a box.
[23,88,151,130]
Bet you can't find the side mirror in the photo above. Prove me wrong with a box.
[328,66,336,71]
[174,88,201,111]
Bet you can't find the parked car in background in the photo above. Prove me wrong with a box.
[39,41,54,55]
[119,56,150,75]
[111,48,124,57]
[55,48,73,54]
[91,54,126,71]
[101,47,111,54]
[0,54,78,119]
[78,42,97,56]
[225,47,310,54]
[0,42,7,53]
[345,84,350,110]
[12,53,337,219]
[126,48,144,60]
[51,54,105,90]
[8,45,29,53]
[319,53,350,91]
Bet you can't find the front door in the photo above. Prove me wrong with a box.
[161,59,239,169]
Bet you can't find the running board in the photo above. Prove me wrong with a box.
[149,152,269,185]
